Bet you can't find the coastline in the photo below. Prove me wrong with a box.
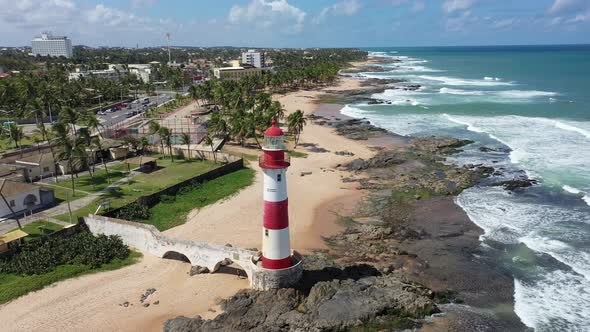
[0,59,526,331]
[294,68,526,329]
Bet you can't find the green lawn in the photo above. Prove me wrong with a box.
[54,168,126,193]
[42,184,88,205]
[143,168,255,231]
[55,157,218,222]
[14,220,63,241]
[0,134,44,153]
[0,251,142,305]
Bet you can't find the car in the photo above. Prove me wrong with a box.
[105,108,115,113]
[132,99,139,104]
[97,111,106,116]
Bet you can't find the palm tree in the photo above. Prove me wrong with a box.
[287,110,307,148]
[138,136,149,155]
[34,121,59,180]
[53,122,83,197]
[203,134,216,163]
[148,120,164,155]
[91,137,111,184]
[8,123,23,150]
[159,126,173,162]
[180,132,191,161]
[85,113,103,138]
[59,106,80,135]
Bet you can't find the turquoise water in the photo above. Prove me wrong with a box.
[344,45,590,331]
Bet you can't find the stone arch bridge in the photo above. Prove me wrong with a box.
[83,215,303,289]
[83,215,257,279]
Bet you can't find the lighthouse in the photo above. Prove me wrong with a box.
[259,120,292,270]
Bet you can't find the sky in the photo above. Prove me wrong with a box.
[0,0,589,48]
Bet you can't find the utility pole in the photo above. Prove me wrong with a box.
[166,33,171,65]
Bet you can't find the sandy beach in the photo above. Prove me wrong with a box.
[0,75,378,332]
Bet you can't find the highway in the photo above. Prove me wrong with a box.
[98,92,177,127]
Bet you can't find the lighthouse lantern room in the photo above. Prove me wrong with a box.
[259,120,293,270]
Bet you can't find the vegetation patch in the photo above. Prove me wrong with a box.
[0,230,139,304]
[54,157,218,222]
[12,220,63,241]
[139,168,255,231]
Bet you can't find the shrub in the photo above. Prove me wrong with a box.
[114,202,151,220]
[159,194,176,203]
[0,231,130,275]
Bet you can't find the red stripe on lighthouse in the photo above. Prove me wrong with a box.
[262,256,292,269]
[263,199,289,230]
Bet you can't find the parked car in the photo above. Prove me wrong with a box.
[97,111,106,116]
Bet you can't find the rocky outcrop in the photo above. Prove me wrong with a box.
[164,272,438,332]
[410,136,474,154]
[346,151,406,171]
[334,118,386,140]
[495,178,538,191]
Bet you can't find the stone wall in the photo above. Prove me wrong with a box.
[83,215,304,289]
[105,158,244,215]
[83,215,256,276]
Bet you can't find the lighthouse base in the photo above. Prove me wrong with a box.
[249,251,303,290]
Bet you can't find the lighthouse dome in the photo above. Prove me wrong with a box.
[264,120,283,137]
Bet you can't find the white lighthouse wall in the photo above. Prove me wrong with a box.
[263,168,288,202]
[262,228,291,260]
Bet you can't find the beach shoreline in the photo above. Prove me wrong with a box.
[0,58,525,331]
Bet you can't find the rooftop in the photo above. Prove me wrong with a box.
[0,180,40,197]
[0,229,29,244]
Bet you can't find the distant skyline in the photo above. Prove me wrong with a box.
[0,0,589,48]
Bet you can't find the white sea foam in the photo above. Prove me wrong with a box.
[563,185,582,194]
[439,87,484,95]
[514,270,590,331]
[408,74,515,86]
[439,88,557,100]
[484,76,501,81]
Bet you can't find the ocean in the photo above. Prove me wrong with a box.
[342,45,590,331]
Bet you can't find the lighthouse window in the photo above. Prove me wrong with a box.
[265,229,269,236]
[277,174,282,182]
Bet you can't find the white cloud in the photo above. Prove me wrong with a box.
[0,0,76,28]
[442,0,475,14]
[130,0,157,9]
[315,0,361,24]
[390,0,426,12]
[549,0,587,14]
[229,0,306,33]
[547,0,590,27]
[493,18,516,29]
[566,12,590,23]
[445,10,477,31]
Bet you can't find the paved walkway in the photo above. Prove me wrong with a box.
[0,171,134,234]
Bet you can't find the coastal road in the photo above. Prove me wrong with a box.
[98,92,177,127]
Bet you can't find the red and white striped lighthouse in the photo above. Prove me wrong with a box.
[259,120,292,270]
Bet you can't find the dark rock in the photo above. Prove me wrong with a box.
[496,178,538,191]
[154,300,160,305]
[190,266,210,276]
[140,288,156,303]
[164,273,437,332]
[143,303,150,308]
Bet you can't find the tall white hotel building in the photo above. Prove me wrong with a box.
[31,33,73,58]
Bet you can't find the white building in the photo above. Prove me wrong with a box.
[69,63,152,82]
[31,33,73,58]
[242,49,265,68]
[0,181,55,218]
